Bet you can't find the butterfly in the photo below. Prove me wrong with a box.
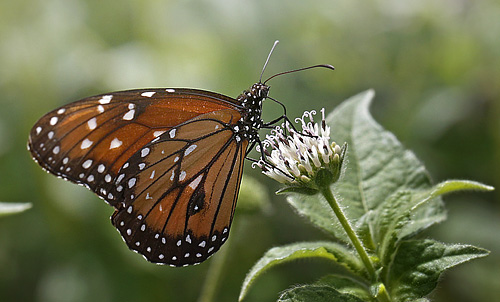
[28,41,334,266]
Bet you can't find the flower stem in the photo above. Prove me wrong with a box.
[320,186,377,280]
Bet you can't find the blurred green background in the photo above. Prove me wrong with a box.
[1,0,499,301]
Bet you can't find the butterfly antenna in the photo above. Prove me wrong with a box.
[259,40,280,83]
[264,64,335,84]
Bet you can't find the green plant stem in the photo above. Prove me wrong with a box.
[320,186,377,280]
[378,288,392,302]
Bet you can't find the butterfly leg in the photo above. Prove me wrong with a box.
[263,96,303,136]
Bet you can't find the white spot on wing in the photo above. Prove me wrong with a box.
[97,105,105,113]
[153,130,165,137]
[179,171,186,181]
[188,174,203,190]
[169,129,176,138]
[97,164,105,173]
[99,95,113,104]
[35,127,42,135]
[87,117,97,130]
[123,109,135,120]
[82,159,93,169]
[110,138,122,149]
[128,178,136,188]
[141,91,156,97]
[165,89,175,93]
[184,144,197,156]
[150,170,155,179]
[141,148,150,157]
[52,146,60,154]
[116,173,125,183]
[50,117,58,125]
[80,138,93,149]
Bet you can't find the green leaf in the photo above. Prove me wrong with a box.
[277,186,319,196]
[372,191,413,264]
[316,275,371,301]
[0,202,32,216]
[399,179,494,240]
[285,193,349,243]
[372,180,493,265]
[285,90,445,247]
[388,239,489,302]
[239,241,364,301]
[411,179,494,211]
[277,284,366,302]
[329,89,435,215]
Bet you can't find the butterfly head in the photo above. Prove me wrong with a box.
[237,82,270,101]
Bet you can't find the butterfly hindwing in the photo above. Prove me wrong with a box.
[111,111,247,265]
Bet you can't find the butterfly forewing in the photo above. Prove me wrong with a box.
[110,112,247,265]
[28,89,241,206]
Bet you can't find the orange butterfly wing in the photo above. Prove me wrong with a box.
[28,89,242,206]
[110,110,247,265]
[28,82,269,266]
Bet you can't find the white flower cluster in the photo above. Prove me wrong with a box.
[254,108,343,186]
